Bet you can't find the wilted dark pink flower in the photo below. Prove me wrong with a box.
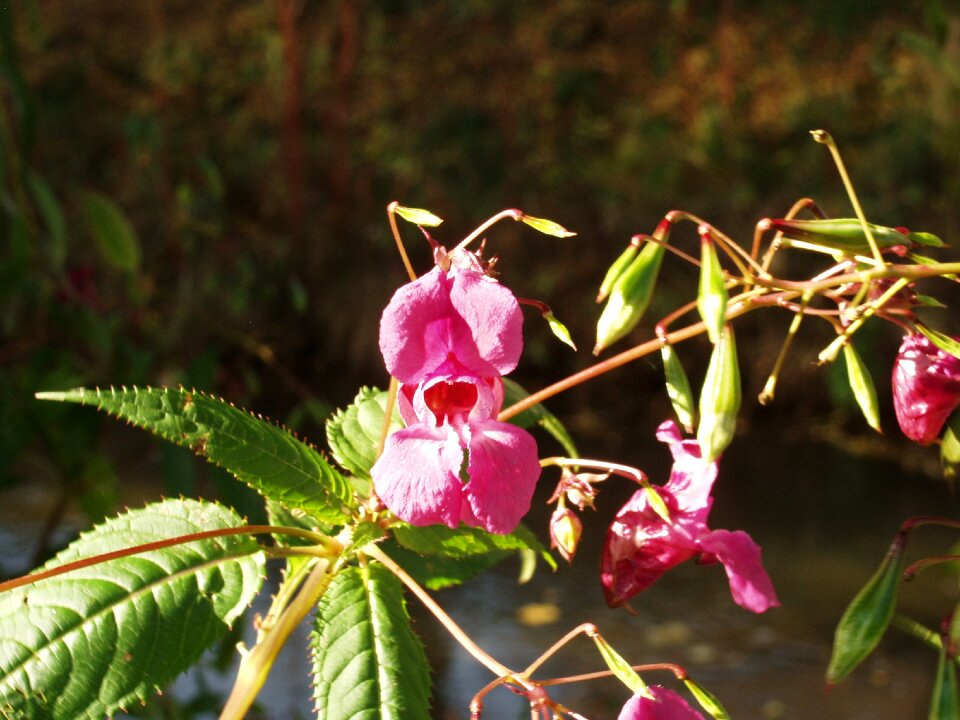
[372,266,540,534]
[892,333,960,445]
[618,687,705,720]
[601,420,779,613]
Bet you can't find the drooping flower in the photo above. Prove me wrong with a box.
[617,687,705,720]
[371,265,540,534]
[892,333,960,445]
[601,420,779,613]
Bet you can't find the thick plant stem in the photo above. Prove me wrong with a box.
[220,559,336,720]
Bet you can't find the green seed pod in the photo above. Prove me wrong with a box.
[826,533,907,686]
[594,240,666,354]
[661,343,695,434]
[597,236,642,303]
[697,235,728,344]
[769,218,944,254]
[697,325,741,462]
[928,640,960,720]
[842,343,882,433]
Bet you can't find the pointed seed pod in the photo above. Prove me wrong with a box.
[842,343,882,433]
[928,639,960,720]
[697,325,741,462]
[697,230,728,344]
[597,235,643,303]
[594,240,666,354]
[826,532,907,686]
[661,343,696,434]
[768,218,944,254]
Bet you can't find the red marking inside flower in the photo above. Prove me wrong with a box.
[423,380,479,426]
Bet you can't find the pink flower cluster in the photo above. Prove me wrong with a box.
[601,420,779,613]
[371,265,541,534]
[892,333,960,445]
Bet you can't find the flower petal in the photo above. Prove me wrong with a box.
[601,488,698,607]
[892,333,960,445]
[463,420,540,534]
[656,419,717,512]
[696,528,780,613]
[618,687,706,720]
[449,268,524,375]
[371,424,465,529]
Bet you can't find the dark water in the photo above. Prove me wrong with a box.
[1,426,954,719]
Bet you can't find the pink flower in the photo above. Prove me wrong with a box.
[892,333,960,445]
[601,420,779,613]
[372,266,540,534]
[618,687,705,720]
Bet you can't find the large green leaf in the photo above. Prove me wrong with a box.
[0,498,265,720]
[311,564,431,720]
[382,541,510,590]
[37,386,355,523]
[326,386,404,489]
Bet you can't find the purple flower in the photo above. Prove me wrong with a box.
[371,266,540,534]
[892,333,960,445]
[618,687,705,720]
[601,420,779,613]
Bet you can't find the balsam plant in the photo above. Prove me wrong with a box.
[2,130,960,719]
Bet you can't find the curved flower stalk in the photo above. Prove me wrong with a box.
[372,264,541,534]
[601,420,779,613]
[892,333,960,446]
[618,686,706,720]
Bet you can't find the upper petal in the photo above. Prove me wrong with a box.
[618,687,706,720]
[696,528,780,613]
[892,333,960,445]
[656,419,717,513]
[449,267,524,375]
[371,424,464,529]
[462,420,540,534]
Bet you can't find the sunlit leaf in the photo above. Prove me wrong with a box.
[311,564,431,720]
[592,634,645,694]
[917,325,960,362]
[326,386,404,493]
[543,311,577,350]
[36,386,355,522]
[520,214,576,237]
[393,204,444,227]
[683,678,732,720]
[842,343,881,433]
[0,499,264,720]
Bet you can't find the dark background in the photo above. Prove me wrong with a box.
[2,2,959,717]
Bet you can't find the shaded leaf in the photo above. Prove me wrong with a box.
[0,499,264,720]
[326,386,403,490]
[393,522,555,571]
[37,386,355,522]
[502,377,577,457]
[929,641,960,720]
[311,564,431,720]
[381,541,509,590]
[82,191,140,272]
[26,171,66,270]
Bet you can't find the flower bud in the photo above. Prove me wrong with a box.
[697,325,741,462]
[826,532,907,686]
[892,333,960,445]
[842,343,881,433]
[595,240,666,354]
[549,505,583,563]
[767,218,944,254]
[696,232,728,345]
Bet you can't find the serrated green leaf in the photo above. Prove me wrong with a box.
[37,386,356,522]
[381,541,509,590]
[326,387,403,489]
[393,204,444,227]
[0,499,265,720]
[520,214,576,237]
[311,564,431,720]
[82,191,140,272]
[501,378,577,457]
[917,326,960,362]
[393,522,556,571]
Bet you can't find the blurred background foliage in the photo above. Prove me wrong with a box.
[2,0,959,561]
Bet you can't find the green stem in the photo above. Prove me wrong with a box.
[386,201,419,282]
